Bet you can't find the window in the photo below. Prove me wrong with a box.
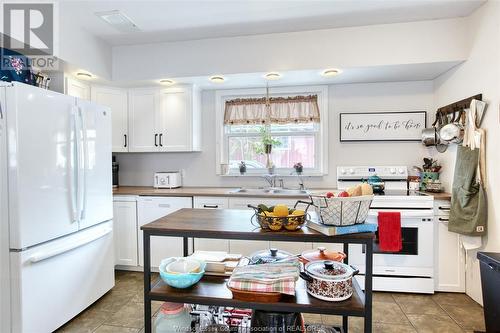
[216,86,328,175]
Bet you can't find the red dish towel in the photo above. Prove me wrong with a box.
[378,212,402,252]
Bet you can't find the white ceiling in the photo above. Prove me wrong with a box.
[61,0,485,46]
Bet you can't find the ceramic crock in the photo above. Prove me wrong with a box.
[300,260,359,302]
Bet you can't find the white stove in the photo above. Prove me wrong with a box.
[337,166,436,294]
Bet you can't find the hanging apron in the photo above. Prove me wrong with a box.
[448,100,487,236]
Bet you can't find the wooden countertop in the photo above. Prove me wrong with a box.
[425,192,452,201]
[113,186,452,200]
[141,208,374,243]
[113,186,310,198]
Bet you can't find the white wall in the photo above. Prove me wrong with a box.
[433,1,500,304]
[57,4,113,80]
[112,18,468,81]
[116,80,434,188]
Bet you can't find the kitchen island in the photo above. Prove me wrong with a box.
[141,208,375,333]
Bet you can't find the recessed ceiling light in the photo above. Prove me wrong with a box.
[76,72,93,80]
[210,75,225,83]
[95,10,140,32]
[159,79,175,85]
[264,72,281,80]
[321,68,342,77]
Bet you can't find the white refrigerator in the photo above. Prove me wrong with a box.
[0,82,114,333]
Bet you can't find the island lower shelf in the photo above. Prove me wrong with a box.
[149,275,366,316]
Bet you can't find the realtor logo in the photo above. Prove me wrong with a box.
[3,3,54,55]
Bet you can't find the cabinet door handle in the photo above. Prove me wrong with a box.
[159,133,163,147]
[203,204,219,209]
[438,217,449,222]
[124,134,127,147]
[154,134,158,147]
[438,206,450,211]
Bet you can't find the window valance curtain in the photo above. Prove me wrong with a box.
[224,94,320,125]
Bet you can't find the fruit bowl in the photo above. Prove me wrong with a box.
[248,202,310,231]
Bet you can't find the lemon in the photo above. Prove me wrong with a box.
[273,204,289,217]
[291,209,305,216]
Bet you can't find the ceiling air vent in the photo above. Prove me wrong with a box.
[95,10,140,32]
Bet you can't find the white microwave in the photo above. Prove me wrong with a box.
[154,172,182,188]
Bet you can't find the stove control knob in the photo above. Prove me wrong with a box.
[349,168,355,174]
[390,168,396,174]
[398,168,405,174]
[340,168,346,175]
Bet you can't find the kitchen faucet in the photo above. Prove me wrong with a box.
[262,174,284,188]
[291,171,306,190]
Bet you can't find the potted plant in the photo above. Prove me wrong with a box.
[253,126,281,172]
[293,162,303,174]
[238,161,247,175]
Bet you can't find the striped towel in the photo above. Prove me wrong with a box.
[228,261,300,296]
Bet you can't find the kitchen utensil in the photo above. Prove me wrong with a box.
[159,258,206,288]
[439,122,464,143]
[250,310,304,333]
[249,248,293,265]
[300,247,346,264]
[367,174,385,193]
[154,171,182,188]
[421,127,438,146]
[166,257,202,274]
[112,156,119,188]
[300,260,359,302]
[309,194,373,226]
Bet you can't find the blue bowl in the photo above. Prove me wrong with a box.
[159,258,206,289]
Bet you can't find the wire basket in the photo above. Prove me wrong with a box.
[309,195,374,226]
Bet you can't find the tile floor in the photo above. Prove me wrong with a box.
[57,271,485,333]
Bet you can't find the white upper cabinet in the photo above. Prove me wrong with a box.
[65,77,90,100]
[158,87,189,151]
[128,86,201,152]
[91,86,128,152]
[128,88,160,152]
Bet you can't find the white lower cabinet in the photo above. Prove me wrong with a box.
[193,197,230,252]
[434,200,465,292]
[137,196,193,268]
[228,197,312,256]
[113,197,138,267]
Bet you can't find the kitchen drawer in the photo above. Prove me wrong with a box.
[434,200,451,216]
[193,196,229,209]
[193,196,230,252]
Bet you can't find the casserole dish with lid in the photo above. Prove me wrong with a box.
[300,260,359,301]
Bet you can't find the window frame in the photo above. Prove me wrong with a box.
[215,85,329,176]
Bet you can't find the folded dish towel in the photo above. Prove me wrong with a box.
[228,261,300,295]
[378,212,402,252]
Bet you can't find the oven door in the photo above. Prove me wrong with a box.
[348,209,434,277]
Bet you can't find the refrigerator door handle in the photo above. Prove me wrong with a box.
[28,227,112,263]
[78,106,88,220]
[70,107,79,223]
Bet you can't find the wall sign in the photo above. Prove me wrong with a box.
[339,111,427,142]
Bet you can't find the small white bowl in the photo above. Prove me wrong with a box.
[166,258,201,274]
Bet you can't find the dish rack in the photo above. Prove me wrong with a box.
[309,195,374,226]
